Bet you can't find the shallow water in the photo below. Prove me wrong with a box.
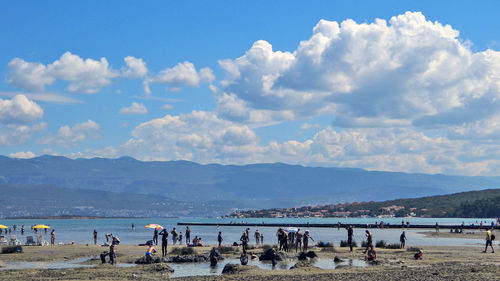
[0,217,494,247]
[0,257,134,271]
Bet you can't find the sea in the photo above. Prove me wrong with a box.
[0,217,496,247]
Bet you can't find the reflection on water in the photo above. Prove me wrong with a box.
[0,257,134,271]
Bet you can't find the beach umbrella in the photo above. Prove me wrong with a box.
[32,224,50,229]
[0,224,8,229]
[287,227,298,233]
[145,224,163,229]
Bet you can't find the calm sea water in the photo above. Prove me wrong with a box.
[0,217,495,247]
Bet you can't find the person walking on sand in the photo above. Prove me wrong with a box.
[303,230,314,251]
[159,228,169,257]
[364,230,373,254]
[50,229,55,245]
[185,226,191,244]
[484,229,495,253]
[347,225,354,252]
[217,231,223,247]
[400,231,407,249]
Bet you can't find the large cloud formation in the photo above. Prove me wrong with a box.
[217,11,500,132]
[116,12,500,176]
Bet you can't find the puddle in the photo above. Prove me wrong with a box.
[168,258,366,278]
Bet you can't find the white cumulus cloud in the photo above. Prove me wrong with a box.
[39,120,100,147]
[0,95,43,124]
[9,151,35,159]
[120,102,148,115]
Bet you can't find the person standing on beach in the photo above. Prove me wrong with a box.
[364,230,373,254]
[93,230,98,245]
[484,229,495,253]
[217,231,223,247]
[185,226,191,244]
[159,228,169,257]
[153,228,159,245]
[109,241,116,265]
[400,231,407,249]
[179,232,183,244]
[347,226,354,252]
[50,229,55,245]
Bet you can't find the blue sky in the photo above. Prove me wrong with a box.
[2,1,500,175]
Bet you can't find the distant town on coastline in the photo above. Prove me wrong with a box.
[227,189,500,219]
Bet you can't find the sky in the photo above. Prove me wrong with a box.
[2,1,500,176]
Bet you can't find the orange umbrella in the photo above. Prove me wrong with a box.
[145,224,163,229]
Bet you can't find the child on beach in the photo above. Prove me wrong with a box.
[145,243,156,263]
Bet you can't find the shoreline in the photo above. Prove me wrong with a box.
[1,244,499,280]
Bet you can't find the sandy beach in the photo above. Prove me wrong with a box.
[1,242,499,280]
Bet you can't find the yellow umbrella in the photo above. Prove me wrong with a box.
[145,224,163,229]
[0,224,8,229]
[32,224,51,229]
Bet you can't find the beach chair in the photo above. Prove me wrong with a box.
[9,235,21,245]
[25,236,36,245]
[0,235,7,245]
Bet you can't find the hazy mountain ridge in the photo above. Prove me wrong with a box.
[2,155,500,209]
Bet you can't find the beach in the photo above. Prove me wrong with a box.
[1,243,499,280]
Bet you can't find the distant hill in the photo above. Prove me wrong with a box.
[1,155,500,209]
[229,189,500,218]
[0,184,228,218]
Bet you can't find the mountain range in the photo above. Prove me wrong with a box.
[1,155,500,217]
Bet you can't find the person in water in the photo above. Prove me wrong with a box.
[153,228,159,245]
[217,231,223,247]
[185,226,191,244]
[50,229,55,245]
[254,229,261,245]
[295,228,303,252]
[347,225,354,252]
[209,247,221,266]
[171,228,178,245]
[303,230,314,251]
[93,230,98,245]
[400,231,407,249]
[240,231,249,252]
[159,228,169,257]
[364,230,373,254]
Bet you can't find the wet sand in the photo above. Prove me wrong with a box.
[0,244,499,280]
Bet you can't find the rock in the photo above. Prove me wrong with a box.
[222,263,258,274]
[333,256,343,263]
[306,251,318,259]
[131,274,137,279]
[151,263,174,273]
[290,260,318,270]
[134,256,169,264]
[167,254,213,263]
[0,260,4,268]
[297,252,309,261]
[259,248,285,261]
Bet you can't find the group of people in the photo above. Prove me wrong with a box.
[275,227,314,252]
